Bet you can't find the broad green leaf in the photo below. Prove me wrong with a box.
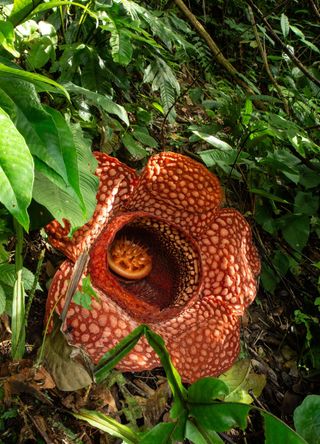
[0,106,34,231]
[0,284,6,315]
[189,402,250,432]
[32,169,93,230]
[73,409,139,444]
[280,14,290,39]
[32,122,98,229]
[95,325,146,383]
[10,0,97,26]
[293,395,320,444]
[27,36,55,69]
[0,63,69,98]
[9,0,42,26]
[44,106,85,215]
[280,215,310,251]
[198,148,249,173]
[192,131,233,151]
[132,126,158,147]
[0,263,41,290]
[218,360,266,404]
[294,192,319,216]
[102,21,133,65]
[64,82,129,125]
[0,78,72,187]
[0,21,19,57]
[144,59,179,121]
[262,411,308,444]
[188,377,229,403]
[122,133,148,159]
[185,420,223,444]
[140,423,176,444]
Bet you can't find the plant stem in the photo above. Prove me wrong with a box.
[11,219,25,359]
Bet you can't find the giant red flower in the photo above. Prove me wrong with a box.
[46,152,260,382]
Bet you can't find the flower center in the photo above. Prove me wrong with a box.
[89,213,203,322]
[107,237,152,280]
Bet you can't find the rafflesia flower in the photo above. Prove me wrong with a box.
[46,152,260,382]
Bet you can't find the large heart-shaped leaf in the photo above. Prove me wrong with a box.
[0,106,33,230]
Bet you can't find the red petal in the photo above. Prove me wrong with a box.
[45,260,160,368]
[156,298,240,382]
[46,261,239,383]
[126,152,222,236]
[45,152,139,261]
[199,208,260,315]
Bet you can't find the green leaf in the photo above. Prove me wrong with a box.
[27,36,55,69]
[294,192,319,216]
[94,325,146,383]
[290,25,304,39]
[0,263,41,291]
[32,122,98,230]
[9,0,42,26]
[0,63,69,98]
[280,13,290,39]
[188,378,229,403]
[73,409,139,444]
[0,78,73,190]
[189,403,250,432]
[0,21,19,57]
[242,98,253,126]
[185,420,223,444]
[132,126,158,147]
[192,130,233,151]
[218,360,266,404]
[0,284,6,315]
[249,188,289,204]
[262,411,308,444]
[301,39,320,54]
[0,106,34,231]
[145,327,187,418]
[293,395,320,444]
[122,133,148,159]
[140,423,176,444]
[10,0,97,26]
[64,82,129,125]
[105,21,133,65]
[73,291,92,310]
[280,215,310,251]
[44,106,85,215]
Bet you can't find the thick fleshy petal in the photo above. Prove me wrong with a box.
[46,261,238,382]
[45,153,138,261]
[45,260,160,368]
[156,298,240,382]
[199,208,260,315]
[126,152,222,235]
